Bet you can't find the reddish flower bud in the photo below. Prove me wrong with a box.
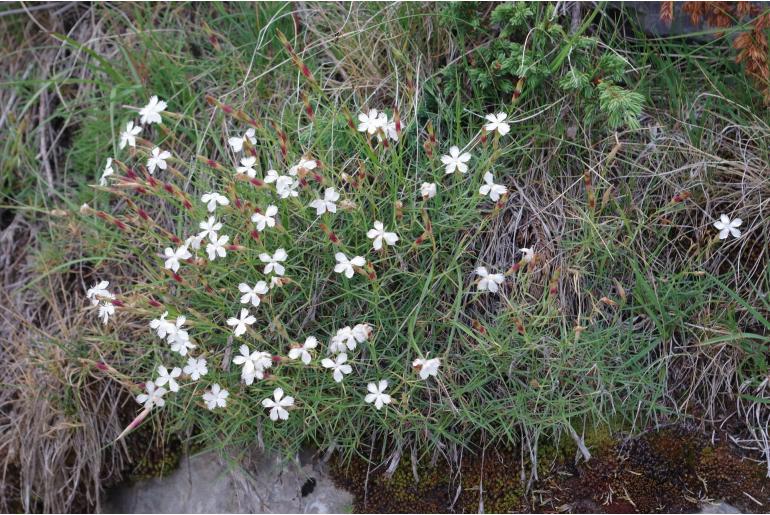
[271,355,281,363]
[183,199,192,210]
[164,183,174,194]
[112,299,125,307]
[173,273,183,283]
[137,187,147,195]
[222,104,233,114]
[170,235,181,245]
[148,298,162,308]
[147,176,158,187]
[250,178,264,187]
[114,219,128,231]
[251,230,260,241]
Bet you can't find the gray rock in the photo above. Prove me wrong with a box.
[104,448,352,514]
[699,501,742,514]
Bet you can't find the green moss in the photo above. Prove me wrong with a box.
[330,449,524,513]
[330,426,770,513]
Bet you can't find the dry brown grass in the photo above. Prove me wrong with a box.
[0,5,136,512]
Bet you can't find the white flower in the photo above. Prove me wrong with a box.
[261,387,294,421]
[155,365,182,393]
[259,248,287,276]
[420,182,437,199]
[167,315,188,339]
[136,381,166,409]
[288,336,318,365]
[198,216,222,241]
[376,112,399,142]
[479,172,507,202]
[352,323,373,343]
[99,158,114,187]
[151,314,191,355]
[483,112,510,136]
[441,146,471,174]
[364,380,391,410]
[321,353,352,383]
[288,157,317,176]
[366,221,399,251]
[265,170,299,198]
[309,188,339,215]
[146,147,171,174]
[185,234,205,250]
[412,356,441,380]
[275,175,299,199]
[98,302,115,325]
[164,244,191,273]
[334,252,365,279]
[520,247,534,263]
[227,309,256,337]
[357,108,385,135]
[169,331,196,356]
[330,326,357,353]
[119,121,142,149]
[236,156,257,178]
[183,357,208,380]
[86,280,113,306]
[476,266,505,293]
[238,281,268,307]
[206,234,229,261]
[264,169,280,184]
[139,96,167,125]
[203,383,228,410]
[228,128,256,153]
[201,192,230,213]
[251,205,278,232]
[150,311,175,339]
[232,344,272,384]
[714,214,742,240]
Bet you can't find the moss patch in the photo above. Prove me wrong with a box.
[330,447,525,513]
[330,426,770,513]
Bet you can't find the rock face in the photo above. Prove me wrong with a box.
[699,501,741,514]
[104,448,353,514]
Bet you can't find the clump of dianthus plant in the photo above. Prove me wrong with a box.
[84,47,744,455]
[84,34,546,452]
